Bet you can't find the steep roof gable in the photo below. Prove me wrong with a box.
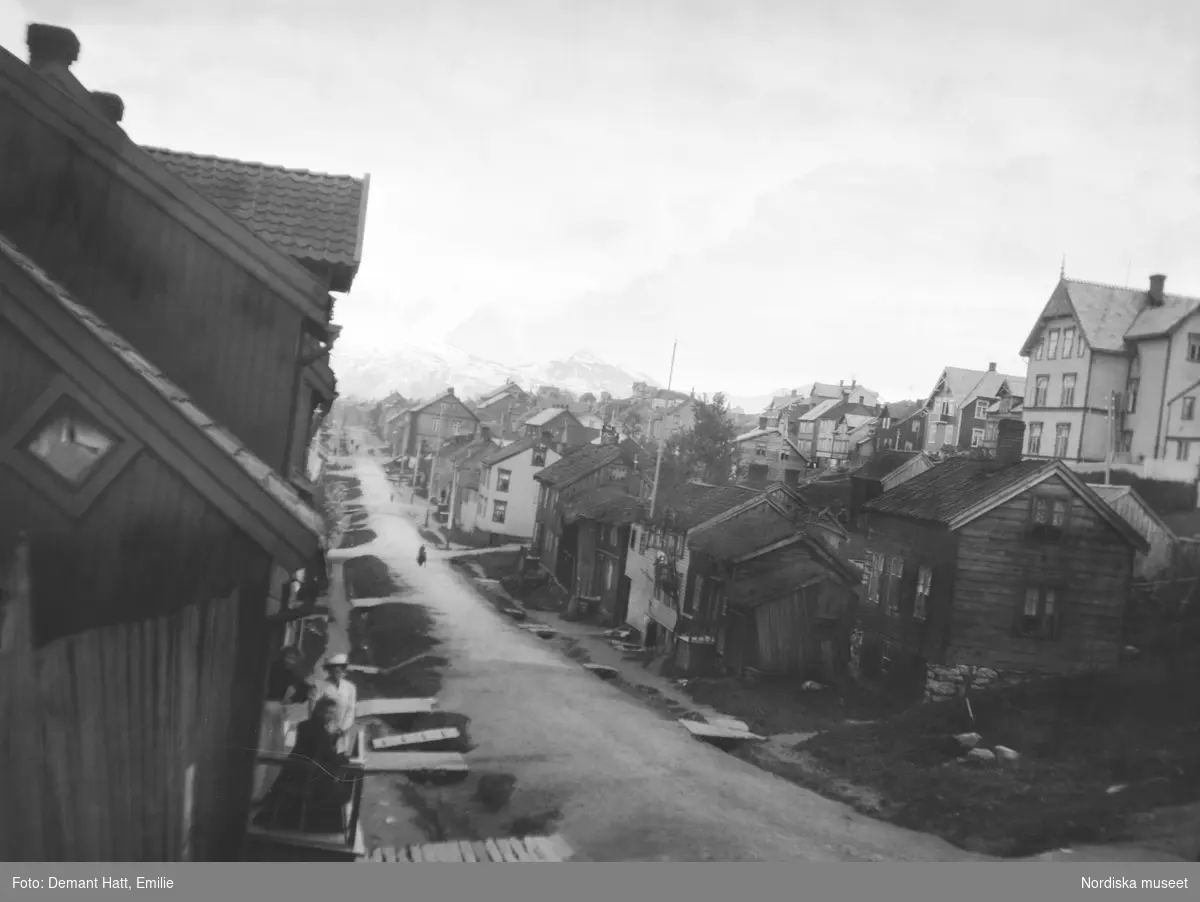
[0,235,320,571]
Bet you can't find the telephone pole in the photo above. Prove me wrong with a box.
[648,339,679,520]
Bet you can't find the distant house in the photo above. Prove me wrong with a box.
[475,437,561,543]
[446,431,499,533]
[475,381,531,418]
[923,365,1021,454]
[428,434,476,505]
[818,404,879,470]
[395,389,479,483]
[956,366,1026,451]
[981,385,1025,453]
[534,385,574,409]
[624,482,759,646]
[523,406,588,446]
[560,483,644,626]
[857,419,1148,702]
[876,401,926,452]
[646,398,698,442]
[684,486,863,679]
[848,451,936,531]
[532,430,646,590]
[733,416,809,487]
[765,381,881,414]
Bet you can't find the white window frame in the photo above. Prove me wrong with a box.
[974,400,989,420]
[492,499,508,524]
[970,428,984,447]
[914,566,931,620]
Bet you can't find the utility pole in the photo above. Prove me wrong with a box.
[425,399,444,528]
[1105,390,1115,485]
[648,339,679,520]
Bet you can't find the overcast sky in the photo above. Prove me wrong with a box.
[4,0,1198,401]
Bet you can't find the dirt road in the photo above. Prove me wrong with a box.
[335,451,983,862]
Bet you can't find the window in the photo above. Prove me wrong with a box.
[911,420,920,434]
[754,442,767,456]
[1047,328,1060,359]
[1017,587,1061,639]
[1028,422,1043,455]
[1034,338,1045,360]
[885,557,903,613]
[492,500,508,524]
[780,451,790,460]
[1030,495,1070,536]
[27,413,116,485]
[914,567,931,620]
[532,447,547,466]
[1177,441,1190,461]
[537,484,547,508]
[1189,334,1200,362]
[629,529,637,550]
[940,399,955,417]
[1126,379,1139,413]
[866,552,883,603]
[1053,422,1071,458]
[984,421,997,442]
[1120,430,1133,452]
[453,419,463,435]
[970,428,984,447]
[1060,373,1076,407]
[882,417,891,429]
[431,417,441,433]
[1033,375,1049,407]
[609,464,628,480]
[1062,326,1076,358]
[1184,397,1196,421]
[974,400,989,420]
[496,469,512,492]
[1078,335,1088,357]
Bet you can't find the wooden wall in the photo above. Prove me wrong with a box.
[0,538,250,860]
[735,430,805,486]
[951,477,1134,675]
[0,94,305,475]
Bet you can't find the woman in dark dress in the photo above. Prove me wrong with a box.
[254,698,353,834]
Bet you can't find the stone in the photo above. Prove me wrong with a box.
[964,747,996,765]
[954,732,983,750]
[800,680,824,691]
[994,745,1020,763]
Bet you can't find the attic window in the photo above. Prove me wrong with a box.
[1,376,142,518]
[755,442,767,456]
[532,447,547,466]
[609,465,628,481]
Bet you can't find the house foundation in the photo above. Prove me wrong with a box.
[923,663,1034,702]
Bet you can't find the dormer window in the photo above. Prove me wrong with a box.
[609,464,628,481]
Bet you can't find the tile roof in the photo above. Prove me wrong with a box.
[647,482,760,532]
[142,147,369,290]
[561,482,644,526]
[1020,277,1200,356]
[0,235,322,539]
[534,443,630,487]
[863,457,1051,525]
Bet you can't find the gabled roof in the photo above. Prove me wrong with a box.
[561,482,643,526]
[433,433,474,459]
[534,442,632,488]
[882,400,924,424]
[862,457,1148,551]
[930,366,993,403]
[0,235,320,571]
[1091,484,1178,543]
[409,391,479,421]
[732,426,808,461]
[0,36,333,334]
[642,482,760,532]
[851,450,927,483]
[476,382,527,408]
[447,437,496,467]
[797,398,841,421]
[142,148,369,293]
[524,407,580,428]
[481,435,539,466]
[1019,277,1200,357]
[962,369,1025,406]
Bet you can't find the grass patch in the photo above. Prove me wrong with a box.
[683,675,902,735]
[351,600,442,698]
[343,555,401,598]
[417,528,444,546]
[465,550,521,581]
[338,527,376,550]
[790,662,1200,857]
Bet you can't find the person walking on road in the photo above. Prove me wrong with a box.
[417,545,427,567]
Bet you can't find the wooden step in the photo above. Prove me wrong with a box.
[356,697,437,718]
[371,727,461,750]
[362,834,573,863]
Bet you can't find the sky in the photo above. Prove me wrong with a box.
[3,0,1198,402]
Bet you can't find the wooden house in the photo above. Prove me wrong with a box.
[446,432,498,533]
[955,366,1026,451]
[624,482,759,647]
[684,489,863,679]
[733,417,809,487]
[532,430,645,593]
[1090,484,1182,581]
[0,26,369,504]
[475,437,562,542]
[857,419,1148,702]
[473,381,532,426]
[981,388,1024,453]
[848,451,936,531]
[876,401,925,452]
[522,406,588,447]
[395,390,479,489]
[560,484,644,626]
[0,236,322,860]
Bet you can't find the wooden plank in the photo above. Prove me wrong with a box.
[708,717,752,733]
[381,846,397,862]
[484,838,504,862]
[371,727,460,750]
[410,843,424,862]
[522,837,550,861]
[470,840,490,862]
[356,697,437,718]
[362,751,468,774]
[369,848,383,861]
[679,718,764,741]
[544,833,574,861]
[495,838,522,862]
[504,837,536,861]
[459,840,478,862]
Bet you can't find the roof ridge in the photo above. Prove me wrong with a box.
[1066,275,1200,304]
[141,145,364,182]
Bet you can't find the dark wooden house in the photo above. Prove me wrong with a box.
[682,484,861,677]
[532,431,644,592]
[560,484,643,626]
[857,419,1148,701]
[0,236,322,860]
[876,402,926,452]
[523,406,588,447]
[0,25,369,505]
[848,450,935,531]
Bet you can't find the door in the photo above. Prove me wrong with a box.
[615,574,631,627]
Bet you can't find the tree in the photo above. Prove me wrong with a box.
[674,392,738,485]
[619,407,644,439]
[580,391,596,405]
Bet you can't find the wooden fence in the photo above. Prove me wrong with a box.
[0,538,243,860]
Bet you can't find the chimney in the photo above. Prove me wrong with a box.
[995,419,1026,467]
[758,415,769,430]
[600,424,618,446]
[27,24,79,71]
[1149,274,1166,307]
[988,361,997,372]
[791,389,798,397]
[479,425,491,442]
[90,91,124,124]
[839,379,844,389]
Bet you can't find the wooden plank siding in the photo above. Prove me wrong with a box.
[0,92,309,476]
[949,479,1134,675]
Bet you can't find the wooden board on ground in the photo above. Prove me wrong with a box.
[356,697,437,718]
[361,834,573,863]
[679,718,763,742]
[582,664,619,680]
[707,717,752,733]
[371,727,461,750]
[362,750,468,775]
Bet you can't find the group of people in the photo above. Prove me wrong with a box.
[256,652,360,835]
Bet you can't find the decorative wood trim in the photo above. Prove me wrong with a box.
[0,374,142,518]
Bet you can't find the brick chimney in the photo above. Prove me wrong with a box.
[1148,274,1166,307]
[27,24,79,70]
[995,418,1026,467]
[600,423,618,446]
[90,91,124,124]
[988,361,997,372]
[791,389,798,397]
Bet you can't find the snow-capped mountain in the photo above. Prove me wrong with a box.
[331,340,657,403]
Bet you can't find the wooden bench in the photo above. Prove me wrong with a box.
[363,834,573,862]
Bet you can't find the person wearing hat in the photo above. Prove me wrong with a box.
[310,653,357,753]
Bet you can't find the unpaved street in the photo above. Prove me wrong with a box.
[336,450,983,862]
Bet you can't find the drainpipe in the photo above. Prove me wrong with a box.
[1154,341,1173,459]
